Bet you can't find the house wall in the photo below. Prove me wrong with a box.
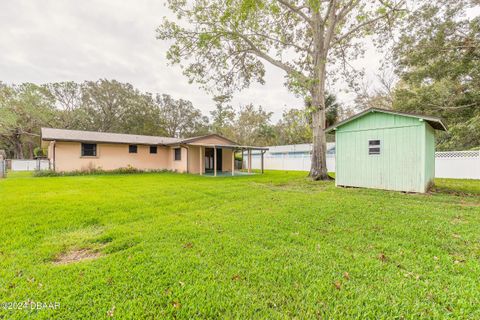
[187,146,233,174]
[188,146,201,174]
[167,146,188,173]
[222,148,233,172]
[336,112,428,193]
[51,141,170,172]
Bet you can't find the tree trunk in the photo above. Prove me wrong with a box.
[15,139,24,159]
[309,14,330,181]
[309,86,330,180]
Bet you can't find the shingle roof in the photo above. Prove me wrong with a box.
[325,108,448,133]
[41,128,182,145]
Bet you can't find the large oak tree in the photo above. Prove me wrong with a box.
[157,0,406,180]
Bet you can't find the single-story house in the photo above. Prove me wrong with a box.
[325,108,447,193]
[41,128,268,176]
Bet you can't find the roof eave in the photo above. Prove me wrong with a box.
[324,108,448,132]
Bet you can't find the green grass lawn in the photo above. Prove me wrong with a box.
[0,171,479,319]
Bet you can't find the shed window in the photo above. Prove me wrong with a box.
[81,143,97,157]
[150,146,157,154]
[129,145,138,153]
[368,140,381,155]
[174,148,181,161]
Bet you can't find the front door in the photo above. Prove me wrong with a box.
[204,148,222,172]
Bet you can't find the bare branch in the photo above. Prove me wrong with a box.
[230,31,308,81]
[332,0,406,47]
[278,0,314,26]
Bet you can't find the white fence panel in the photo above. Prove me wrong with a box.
[11,159,50,171]
[248,149,479,179]
[248,154,335,172]
[435,151,480,179]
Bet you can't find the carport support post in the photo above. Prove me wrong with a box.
[248,149,252,174]
[214,146,217,177]
[261,150,264,174]
[199,146,203,175]
[231,148,235,176]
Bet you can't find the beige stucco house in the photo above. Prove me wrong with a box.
[41,128,267,176]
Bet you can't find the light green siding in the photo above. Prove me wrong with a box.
[335,111,435,193]
[424,123,436,190]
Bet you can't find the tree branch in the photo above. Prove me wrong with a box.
[332,0,406,47]
[230,31,308,81]
[278,0,314,27]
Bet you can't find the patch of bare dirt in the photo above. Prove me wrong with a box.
[53,249,101,265]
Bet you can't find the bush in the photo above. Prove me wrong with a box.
[33,166,173,177]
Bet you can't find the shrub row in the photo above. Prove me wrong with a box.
[33,166,174,177]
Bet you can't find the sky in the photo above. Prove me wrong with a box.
[0,0,387,121]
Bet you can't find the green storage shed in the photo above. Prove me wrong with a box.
[326,108,447,193]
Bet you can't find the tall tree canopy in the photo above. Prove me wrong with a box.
[210,95,236,138]
[157,0,406,180]
[0,83,56,159]
[392,1,480,150]
[232,104,275,146]
[156,94,210,138]
[0,80,213,158]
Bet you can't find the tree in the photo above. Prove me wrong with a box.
[44,81,85,129]
[0,83,56,158]
[156,94,210,138]
[210,95,236,137]
[81,79,160,135]
[355,70,397,110]
[232,104,275,146]
[392,1,480,150]
[157,0,406,180]
[275,108,312,145]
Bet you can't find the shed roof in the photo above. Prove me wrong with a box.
[325,108,447,133]
[41,128,182,145]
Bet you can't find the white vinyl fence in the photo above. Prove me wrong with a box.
[248,147,480,180]
[435,150,480,179]
[249,153,335,172]
[11,159,50,171]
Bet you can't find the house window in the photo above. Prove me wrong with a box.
[174,148,181,161]
[129,145,138,153]
[150,146,157,154]
[369,140,381,155]
[81,143,97,157]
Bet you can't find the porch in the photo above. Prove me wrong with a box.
[186,144,268,177]
[203,170,255,177]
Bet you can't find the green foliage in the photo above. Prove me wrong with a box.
[33,167,172,177]
[275,108,312,145]
[392,2,480,150]
[156,94,210,138]
[0,80,211,158]
[33,147,46,158]
[1,171,479,318]
[0,83,57,159]
[232,104,275,146]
